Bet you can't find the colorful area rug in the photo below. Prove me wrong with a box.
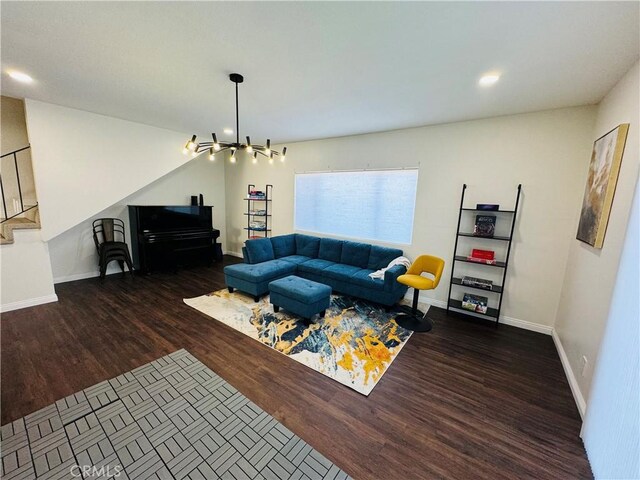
[184,290,413,396]
[1,350,350,480]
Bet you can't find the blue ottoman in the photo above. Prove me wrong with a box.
[269,275,331,321]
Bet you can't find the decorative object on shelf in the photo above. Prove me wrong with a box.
[462,293,489,314]
[577,124,629,248]
[467,248,496,264]
[190,195,198,206]
[474,214,496,237]
[245,184,272,238]
[461,276,493,290]
[476,203,500,211]
[446,184,522,326]
[181,73,287,164]
[199,193,204,206]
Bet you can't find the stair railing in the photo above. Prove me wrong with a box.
[0,145,38,223]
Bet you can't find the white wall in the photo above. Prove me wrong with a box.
[225,106,597,330]
[582,176,639,480]
[554,62,639,408]
[24,99,200,240]
[0,229,57,312]
[49,155,226,282]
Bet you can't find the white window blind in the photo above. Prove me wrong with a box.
[294,169,418,244]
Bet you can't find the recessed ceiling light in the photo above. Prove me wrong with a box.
[479,73,500,87]
[223,128,234,135]
[8,71,33,83]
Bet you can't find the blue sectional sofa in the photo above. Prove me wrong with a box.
[223,234,408,307]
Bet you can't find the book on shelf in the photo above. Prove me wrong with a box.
[462,293,489,314]
[476,204,499,211]
[461,276,493,290]
[473,215,496,237]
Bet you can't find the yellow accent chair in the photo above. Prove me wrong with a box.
[395,255,445,332]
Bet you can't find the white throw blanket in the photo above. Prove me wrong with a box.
[369,256,412,279]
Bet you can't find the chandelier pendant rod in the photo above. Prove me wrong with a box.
[235,79,240,146]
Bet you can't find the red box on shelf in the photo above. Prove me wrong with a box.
[469,249,495,260]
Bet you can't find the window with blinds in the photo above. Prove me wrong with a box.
[294,169,419,244]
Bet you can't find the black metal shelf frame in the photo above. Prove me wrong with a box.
[446,184,522,326]
[246,184,273,239]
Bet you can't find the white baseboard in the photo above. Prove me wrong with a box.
[54,266,126,284]
[1,294,58,313]
[54,271,100,284]
[411,293,553,335]
[500,316,553,335]
[552,329,586,419]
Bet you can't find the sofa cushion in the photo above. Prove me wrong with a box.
[318,238,343,263]
[297,258,335,275]
[224,259,296,283]
[244,238,274,264]
[295,234,320,258]
[279,255,312,265]
[269,275,332,304]
[350,270,385,291]
[367,245,404,271]
[340,241,372,268]
[322,263,362,281]
[271,234,296,258]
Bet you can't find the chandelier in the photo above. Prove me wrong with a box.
[182,73,287,164]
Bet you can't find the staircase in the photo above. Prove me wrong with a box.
[0,207,40,244]
[1,145,40,245]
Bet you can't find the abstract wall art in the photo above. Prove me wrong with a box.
[576,123,629,248]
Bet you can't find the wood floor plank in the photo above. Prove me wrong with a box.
[0,256,592,479]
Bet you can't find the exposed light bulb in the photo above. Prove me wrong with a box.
[182,147,189,155]
[209,148,215,161]
[230,152,237,163]
[187,135,197,151]
[252,156,257,165]
[269,157,274,165]
[265,139,271,156]
[213,143,220,151]
[246,136,252,153]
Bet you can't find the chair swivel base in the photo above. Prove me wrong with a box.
[397,304,425,318]
[395,313,433,332]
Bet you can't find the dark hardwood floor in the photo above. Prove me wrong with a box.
[1,256,592,479]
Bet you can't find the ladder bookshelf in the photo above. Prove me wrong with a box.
[446,184,522,326]
[244,184,272,239]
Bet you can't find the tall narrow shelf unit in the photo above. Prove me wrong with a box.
[244,184,273,239]
[446,184,522,326]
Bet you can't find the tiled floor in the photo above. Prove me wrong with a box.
[1,349,350,480]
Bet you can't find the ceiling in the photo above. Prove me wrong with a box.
[2,2,638,144]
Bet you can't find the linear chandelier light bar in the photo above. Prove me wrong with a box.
[182,73,287,164]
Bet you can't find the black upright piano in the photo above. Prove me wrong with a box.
[128,205,221,273]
